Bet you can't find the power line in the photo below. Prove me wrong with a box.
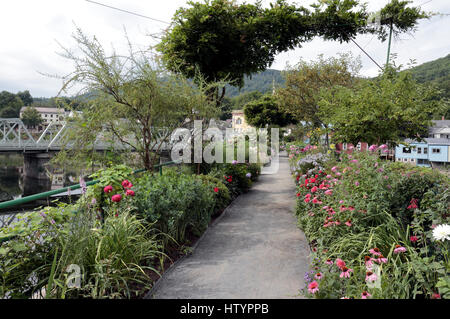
[350,38,383,70]
[84,0,170,25]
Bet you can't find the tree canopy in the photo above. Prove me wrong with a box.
[244,94,295,128]
[318,66,442,146]
[21,107,43,127]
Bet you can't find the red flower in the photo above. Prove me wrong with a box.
[296,193,301,197]
[122,180,132,188]
[410,235,418,243]
[214,187,219,193]
[104,185,113,193]
[111,194,122,202]
[227,178,232,182]
[126,189,135,197]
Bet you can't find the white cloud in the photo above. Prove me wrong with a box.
[0,0,448,97]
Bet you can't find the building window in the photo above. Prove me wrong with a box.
[432,148,441,154]
[356,142,361,151]
[424,148,428,154]
[236,118,242,125]
[418,159,429,165]
[410,158,415,162]
[417,147,421,154]
[402,147,411,153]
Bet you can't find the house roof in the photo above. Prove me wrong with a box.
[431,120,450,128]
[20,106,65,114]
[403,138,450,145]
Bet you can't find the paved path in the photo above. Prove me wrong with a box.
[148,154,310,299]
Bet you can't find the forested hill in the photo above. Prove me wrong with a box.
[407,54,450,99]
[225,69,283,97]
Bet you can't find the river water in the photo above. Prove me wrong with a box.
[0,153,84,225]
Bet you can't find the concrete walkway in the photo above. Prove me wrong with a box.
[148,154,310,299]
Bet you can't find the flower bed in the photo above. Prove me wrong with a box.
[0,161,261,299]
[288,143,450,299]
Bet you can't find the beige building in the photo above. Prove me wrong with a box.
[231,110,253,133]
[20,107,66,129]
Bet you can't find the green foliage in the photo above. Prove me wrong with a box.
[158,0,372,98]
[16,90,33,106]
[0,91,23,118]
[225,70,283,98]
[133,171,216,248]
[21,107,43,127]
[244,94,295,128]
[319,65,441,146]
[197,175,231,214]
[290,146,449,299]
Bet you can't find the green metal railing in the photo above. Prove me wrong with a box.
[0,160,180,211]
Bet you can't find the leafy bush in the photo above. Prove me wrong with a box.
[133,171,215,248]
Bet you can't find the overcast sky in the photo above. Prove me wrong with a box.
[0,0,449,97]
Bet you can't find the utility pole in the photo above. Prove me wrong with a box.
[386,20,393,66]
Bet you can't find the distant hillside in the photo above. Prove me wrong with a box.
[225,69,283,97]
[406,54,450,99]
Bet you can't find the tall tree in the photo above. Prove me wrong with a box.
[318,65,441,146]
[0,91,23,118]
[56,28,217,171]
[276,53,361,144]
[17,90,33,106]
[244,94,295,128]
[21,107,43,128]
[157,0,373,104]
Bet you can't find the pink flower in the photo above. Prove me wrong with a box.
[312,197,322,204]
[324,189,333,196]
[334,220,341,226]
[379,144,388,150]
[365,271,377,282]
[325,259,333,265]
[339,200,344,204]
[340,267,353,278]
[369,248,382,256]
[351,159,358,163]
[314,273,323,280]
[369,144,378,152]
[304,197,311,203]
[311,186,318,193]
[308,281,319,294]
[326,175,332,179]
[361,291,371,299]
[336,258,346,270]
[376,255,388,263]
[111,194,122,202]
[345,220,352,227]
[331,166,338,172]
[354,181,359,186]
[122,180,132,188]
[431,293,441,299]
[393,245,407,254]
[364,256,373,269]
[126,189,135,197]
[104,185,113,193]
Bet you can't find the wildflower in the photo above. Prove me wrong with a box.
[104,185,113,193]
[361,291,371,299]
[311,186,318,193]
[50,219,56,225]
[214,187,219,193]
[364,256,373,269]
[369,248,381,256]
[377,255,388,264]
[365,271,377,282]
[111,194,122,202]
[91,198,97,205]
[407,198,418,210]
[354,181,359,186]
[351,159,358,163]
[431,293,441,299]
[126,189,135,197]
[393,245,407,254]
[339,200,344,204]
[334,220,341,226]
[296,192,301,197]
[410,235,418,243]
[314,273,323,280]
[308,281,319,294]
[326,174,332,179]
[340,267,353,278]
[325,259,333,265]
[379,144,388,150]
[304,197,311,203]
[246,172,252,178]
[369,145,378,152]
[336,258,346,270]
[331,166,338,172]
[79,177,87,194]
[324,189,333,196]
[432,224,450,241]
[231,160,238,165]
[312,197,322,204]
[345,220,352,227]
